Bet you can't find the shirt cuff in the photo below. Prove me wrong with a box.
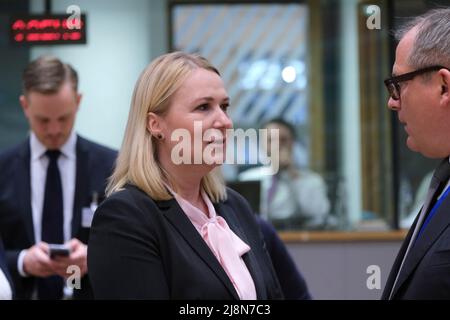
[17,249,30,277]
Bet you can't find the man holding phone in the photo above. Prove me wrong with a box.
[0,56,116,299]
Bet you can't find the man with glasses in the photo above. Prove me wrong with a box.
[382,8,450,300]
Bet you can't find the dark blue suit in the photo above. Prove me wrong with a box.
[382,159,450,299]
[382,208,450,299]
[0,136,116,299]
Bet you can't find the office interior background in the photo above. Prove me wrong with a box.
[1,0,449,299]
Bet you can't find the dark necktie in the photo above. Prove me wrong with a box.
[38,149,64,300]
[416,159,450,240]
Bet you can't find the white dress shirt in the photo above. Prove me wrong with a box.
[17,131,77,276]
[0,269,12,300]
[239,166,330,227]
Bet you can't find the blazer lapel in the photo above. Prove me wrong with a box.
[17,140,34,243]
[391,159,450,299]
[159,199,240,300]
[215,203,266,300]
[388,169,442,298]
[393,193,450,296]
[384,216,417,299]
[72,137,88,237]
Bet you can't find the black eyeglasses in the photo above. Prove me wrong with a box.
[384,65,449,101]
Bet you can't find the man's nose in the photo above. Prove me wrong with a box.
[387,96,400,111]
[48,121,61,135]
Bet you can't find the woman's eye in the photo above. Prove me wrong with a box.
[221,104,229,112]
[196,104,209,111]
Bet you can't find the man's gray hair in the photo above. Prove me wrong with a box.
[395,8,450,69]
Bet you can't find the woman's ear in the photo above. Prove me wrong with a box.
[147,112,163,138]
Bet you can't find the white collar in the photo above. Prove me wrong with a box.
[30,130,77,161]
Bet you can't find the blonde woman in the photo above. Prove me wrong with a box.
[87,52,283,300]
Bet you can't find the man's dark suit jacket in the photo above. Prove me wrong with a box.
[382,188,450,299]
[0,135,117,300]
[88,184,284,299]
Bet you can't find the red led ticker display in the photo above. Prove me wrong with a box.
[10,14,87,45]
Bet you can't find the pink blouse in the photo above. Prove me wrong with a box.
[172,189,257,300]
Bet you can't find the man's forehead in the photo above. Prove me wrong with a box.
[392,28,418,75]
[34,109,72,118]
[392,62,403,76]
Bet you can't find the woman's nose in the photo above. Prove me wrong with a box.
[213,108,233,129]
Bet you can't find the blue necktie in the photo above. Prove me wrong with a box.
[38,150,64,300]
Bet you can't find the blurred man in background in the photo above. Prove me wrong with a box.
[0,56,116,299]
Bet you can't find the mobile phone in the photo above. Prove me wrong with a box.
[48,244,71,259]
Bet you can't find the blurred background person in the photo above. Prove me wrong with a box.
[0,56,116,299]
[240,118,330,230]
[401,171,433,229]
[88,52,283,299]
[256,216,312,299]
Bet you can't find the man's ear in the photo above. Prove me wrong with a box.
[75,93,82,111]
[147,112,163,137]
[439,68,450,106]
[19,94,30,117]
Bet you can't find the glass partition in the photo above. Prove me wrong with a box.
[170,0,394,231]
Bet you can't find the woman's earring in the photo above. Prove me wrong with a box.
[156,133,164,140]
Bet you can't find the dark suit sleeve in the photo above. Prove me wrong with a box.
[87,193,170,299]
[256,216,312,300]
[5,250,20,277]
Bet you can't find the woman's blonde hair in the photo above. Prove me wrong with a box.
[107,51,227,202]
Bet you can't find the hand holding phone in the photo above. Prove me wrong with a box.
[48,244,71,259]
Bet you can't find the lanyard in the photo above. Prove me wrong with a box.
[415,185,450,242]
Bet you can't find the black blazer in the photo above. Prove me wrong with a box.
[88,184,284,300]
[382,190,450,299]
[0,136,117,299]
